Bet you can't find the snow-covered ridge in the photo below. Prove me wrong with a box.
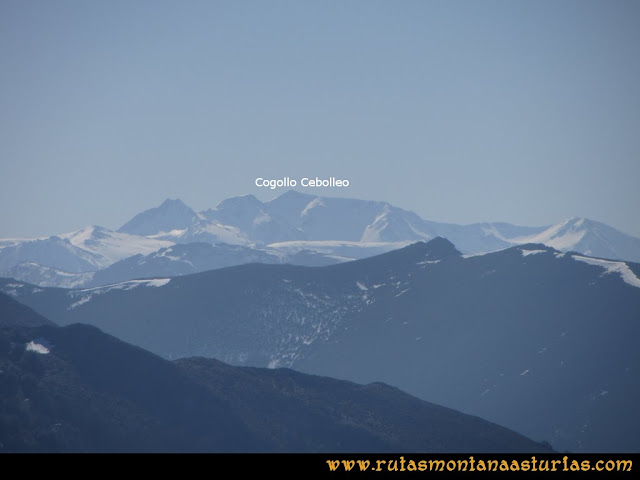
[3,193,640,289]
[0,262,93,288]
[572,255,640,289]
[59,225,174,268]
[67,278,171,310]
[269,240,410,257]
[151,222,251,246]
[0,225,174,275]
[75,278,171,293]
[268,240,406,249]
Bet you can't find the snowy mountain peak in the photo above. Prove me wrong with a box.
[512,219,584,250]
[118,198,198,236]
[3,193,640,289]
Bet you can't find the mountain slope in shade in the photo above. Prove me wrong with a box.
[178,356,552,453]
[87,242,358,287]
[0,292,55,327]
[4,239,638,452]
[0,320,551,453]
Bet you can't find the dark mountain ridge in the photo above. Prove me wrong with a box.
[2,239,639,452]
[0,297,551,453]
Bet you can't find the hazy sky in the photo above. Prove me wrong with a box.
[1,0,639,238]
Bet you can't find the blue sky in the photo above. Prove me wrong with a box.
[1,0,639,237]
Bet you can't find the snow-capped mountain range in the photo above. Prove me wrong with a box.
[2,190,640,288]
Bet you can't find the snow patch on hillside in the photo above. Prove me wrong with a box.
[521,249,546,257]
[462,252,491,259]
[417,259,441,265]
[572,256,640,289]
[301,198,325,217]
[26,341,49,354]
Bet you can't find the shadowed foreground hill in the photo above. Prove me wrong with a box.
[0,309,552,452]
